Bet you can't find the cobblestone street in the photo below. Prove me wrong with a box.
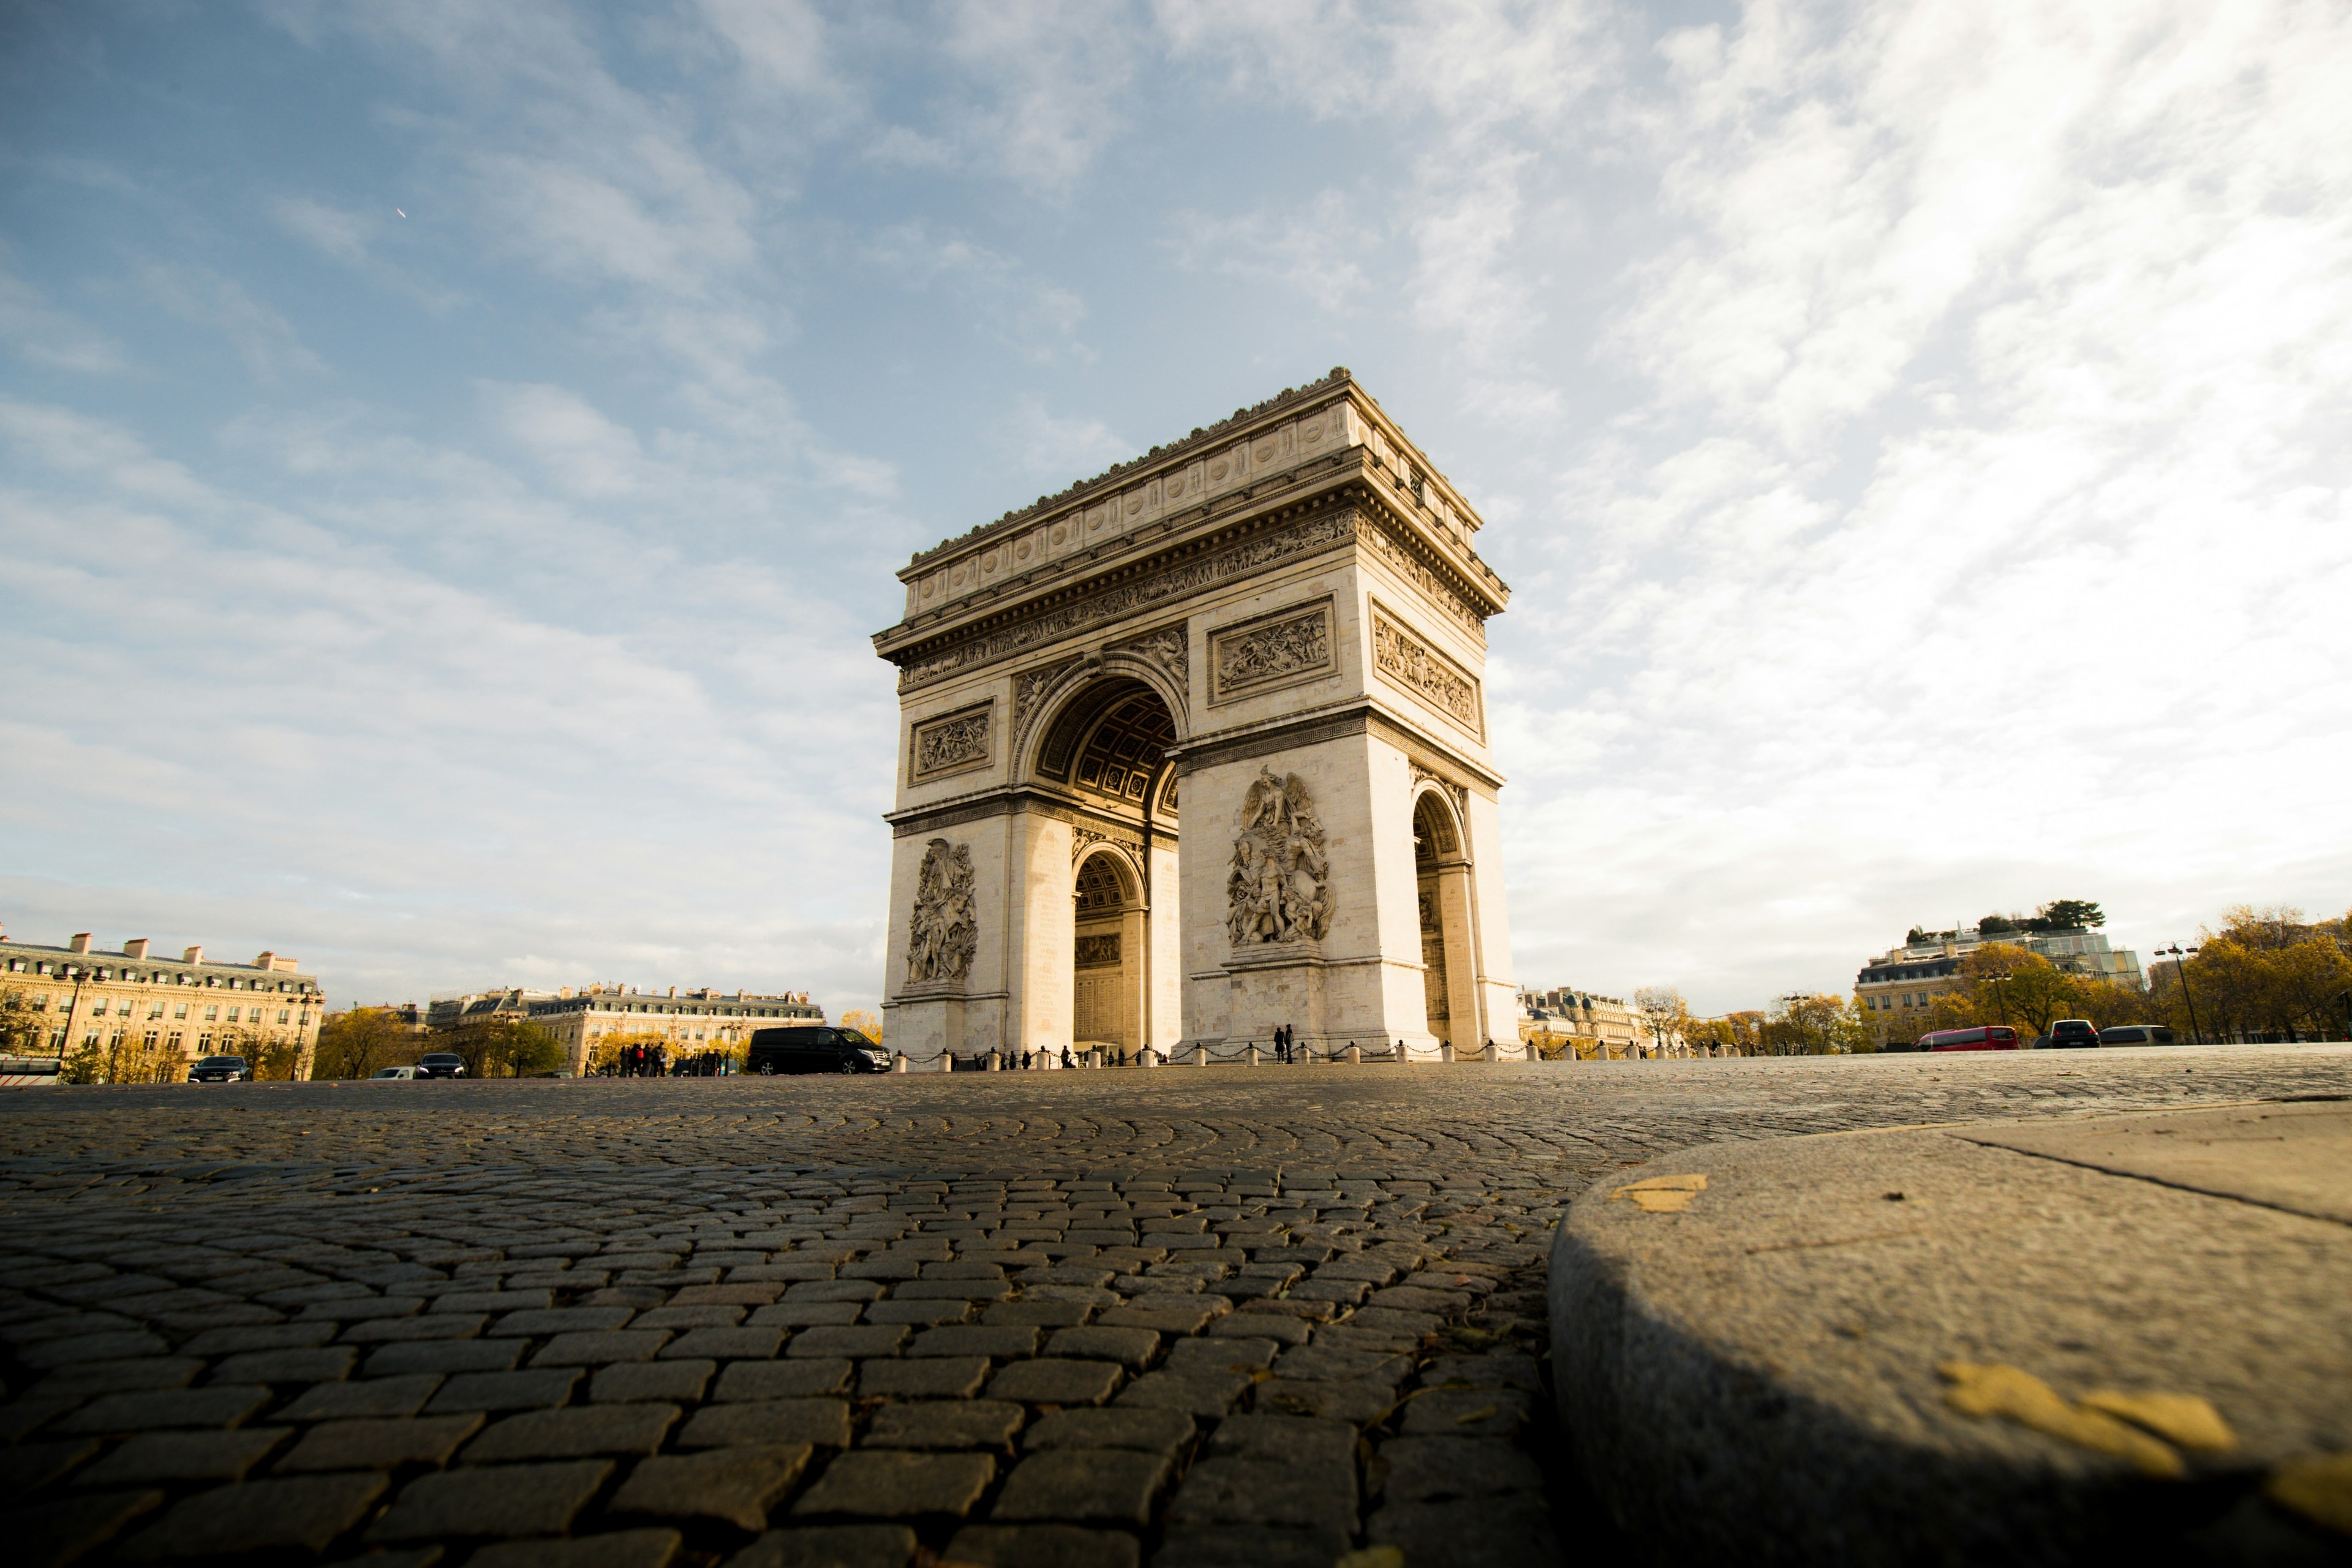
[7,1045,2349,1568]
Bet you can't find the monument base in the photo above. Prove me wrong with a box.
[883,982,1007,1072]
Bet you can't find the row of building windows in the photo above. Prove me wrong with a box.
[2,957,312,993]
[1864,993,1936,1009]
[20,995,300,1025]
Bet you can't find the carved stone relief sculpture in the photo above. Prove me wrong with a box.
[1371,609,1482,736]
[911,706,992,780]
[1225,767,1333,947]
[1211,601,1333,702]
[906,838,978,984]
[1115,626,1189,688]
[1012,660,1079,734]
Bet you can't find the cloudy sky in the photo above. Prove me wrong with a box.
[3,0,2347,1019]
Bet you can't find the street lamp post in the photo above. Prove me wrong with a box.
[1777,993,1807,1056]
[2157,943,2202,1044]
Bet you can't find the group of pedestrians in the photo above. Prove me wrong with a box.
[613,1042,668,1077]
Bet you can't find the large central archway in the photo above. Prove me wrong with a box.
[1030,673,1182,1062]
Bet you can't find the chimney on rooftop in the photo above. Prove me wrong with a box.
[668,986,678,998]
[70,933,92,954]
[124,938,150,960]
[184,946,204,964]
[559,986,574,999]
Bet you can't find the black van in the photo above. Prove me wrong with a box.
[748,1027,890,1076]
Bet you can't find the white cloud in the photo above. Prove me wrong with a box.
[1167,190,1373,305]
[869,222,1089,361]
[0,268,129,375]
[999,398,1133,481]
[935,0,1141,198]
[138,263,325,381]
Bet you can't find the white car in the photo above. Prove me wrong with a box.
[371,1065,421,1080]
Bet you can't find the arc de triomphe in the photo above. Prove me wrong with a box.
[874,369,1514,1068]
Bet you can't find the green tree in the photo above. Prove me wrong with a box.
[2037,899,2105,930]
[451,1017,564,1077]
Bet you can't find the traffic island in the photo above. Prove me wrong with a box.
[1548,1099,2352,1564]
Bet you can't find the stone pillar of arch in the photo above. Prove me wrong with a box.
[874,369,1515,1069]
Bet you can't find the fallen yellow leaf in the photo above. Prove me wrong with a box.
[1454,1404,1500,1424]
[1937,1362,2184,1477]
[1613,1174,1708,1213]
[2078,1390,2237,1453]
[2266,1453,2352,1537]
[1615,1173,1708,1193]
[1334,1549,1406,1568]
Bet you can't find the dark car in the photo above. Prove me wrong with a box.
[188,1055,251,1084]
[1918,1025,2021,1052]
[2045,1019,2100,1049]
[417,1052,466,1079]
[2098,1024,2180,1046]
[748,1027,891,1076]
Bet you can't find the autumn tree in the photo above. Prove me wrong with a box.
[2155,907,2352,1041]
[1766,994,1867,1054]
[1956,944,2082,1035]
[102,1027,180,1085]
[0,987,45,1057]
[315,1008,422,1079]
[840,1009,883,1043]
[1633,987,1693,1057]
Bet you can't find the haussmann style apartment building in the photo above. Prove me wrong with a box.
[0,929,323,1078]
[1855,924,2145,1045]
[427,984,824,1075]
[1518,986,1649,1059]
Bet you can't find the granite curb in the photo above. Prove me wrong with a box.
[1547,1099,2352,1565]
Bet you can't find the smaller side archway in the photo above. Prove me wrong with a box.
[1412,787,1484,1054]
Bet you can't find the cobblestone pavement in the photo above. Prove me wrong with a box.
[5,1045,2348,1568]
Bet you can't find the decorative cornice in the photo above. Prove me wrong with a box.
[886,786,1182,845]
[905,369,1359,571]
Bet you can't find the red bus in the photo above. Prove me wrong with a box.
[1918,1025,2021,1052]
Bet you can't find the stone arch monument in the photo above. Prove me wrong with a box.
[875,369,1515,1067]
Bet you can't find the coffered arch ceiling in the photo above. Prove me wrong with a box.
[1035,678,1178,820]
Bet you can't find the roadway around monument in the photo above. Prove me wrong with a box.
[4,1045,2348,1567]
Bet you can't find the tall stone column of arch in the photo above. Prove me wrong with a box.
[875,369,1515,1068]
